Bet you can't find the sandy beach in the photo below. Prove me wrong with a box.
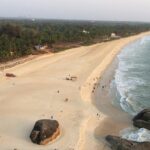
[0,31,150,150]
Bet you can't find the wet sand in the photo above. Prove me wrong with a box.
[93,58,133,149]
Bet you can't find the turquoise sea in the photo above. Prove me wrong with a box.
[110,36,150,142]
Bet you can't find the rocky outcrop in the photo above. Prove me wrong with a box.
[30,119,60,145]
[133,109,150,130]
[105,109,150,150]
[106,135,150,150]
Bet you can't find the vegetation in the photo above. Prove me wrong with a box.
[0,18,150,62]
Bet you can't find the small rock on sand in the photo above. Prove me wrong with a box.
[102,85,105,89]
[6,73,16,78]
[65,98,69,102]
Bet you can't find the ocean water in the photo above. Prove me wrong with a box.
[110,35,150,142]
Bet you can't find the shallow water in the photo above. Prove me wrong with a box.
[110,35,150,142]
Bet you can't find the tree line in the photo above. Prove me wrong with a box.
[0,19,150,62]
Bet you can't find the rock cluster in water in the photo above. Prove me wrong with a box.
[106,135,150,150]
[30,119,60,145]
[133,109,150,130]
[106,109,150,150]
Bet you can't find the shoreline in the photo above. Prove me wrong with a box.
[80,31,150,149]
[93,57,133,148]
[0,31,150,150]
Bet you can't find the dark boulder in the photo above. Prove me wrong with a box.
[30,119,60,145]
[6,73,16,77]
[106,135,150,150]
[133,120,150,130]
[133,109,150,130]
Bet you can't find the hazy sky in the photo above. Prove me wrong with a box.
[0,0,150,22]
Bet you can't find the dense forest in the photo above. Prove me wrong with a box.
[0,18,150,62]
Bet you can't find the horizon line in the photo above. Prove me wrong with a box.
[0,16,150,24]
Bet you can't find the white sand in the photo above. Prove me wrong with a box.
[0,32,150,150]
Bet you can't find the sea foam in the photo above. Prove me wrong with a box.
[121,128,150,142]
[110,35,150,142]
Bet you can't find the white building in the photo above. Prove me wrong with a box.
[82,30,90,34]
[111,33,120,39]
[35,45,48,50]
